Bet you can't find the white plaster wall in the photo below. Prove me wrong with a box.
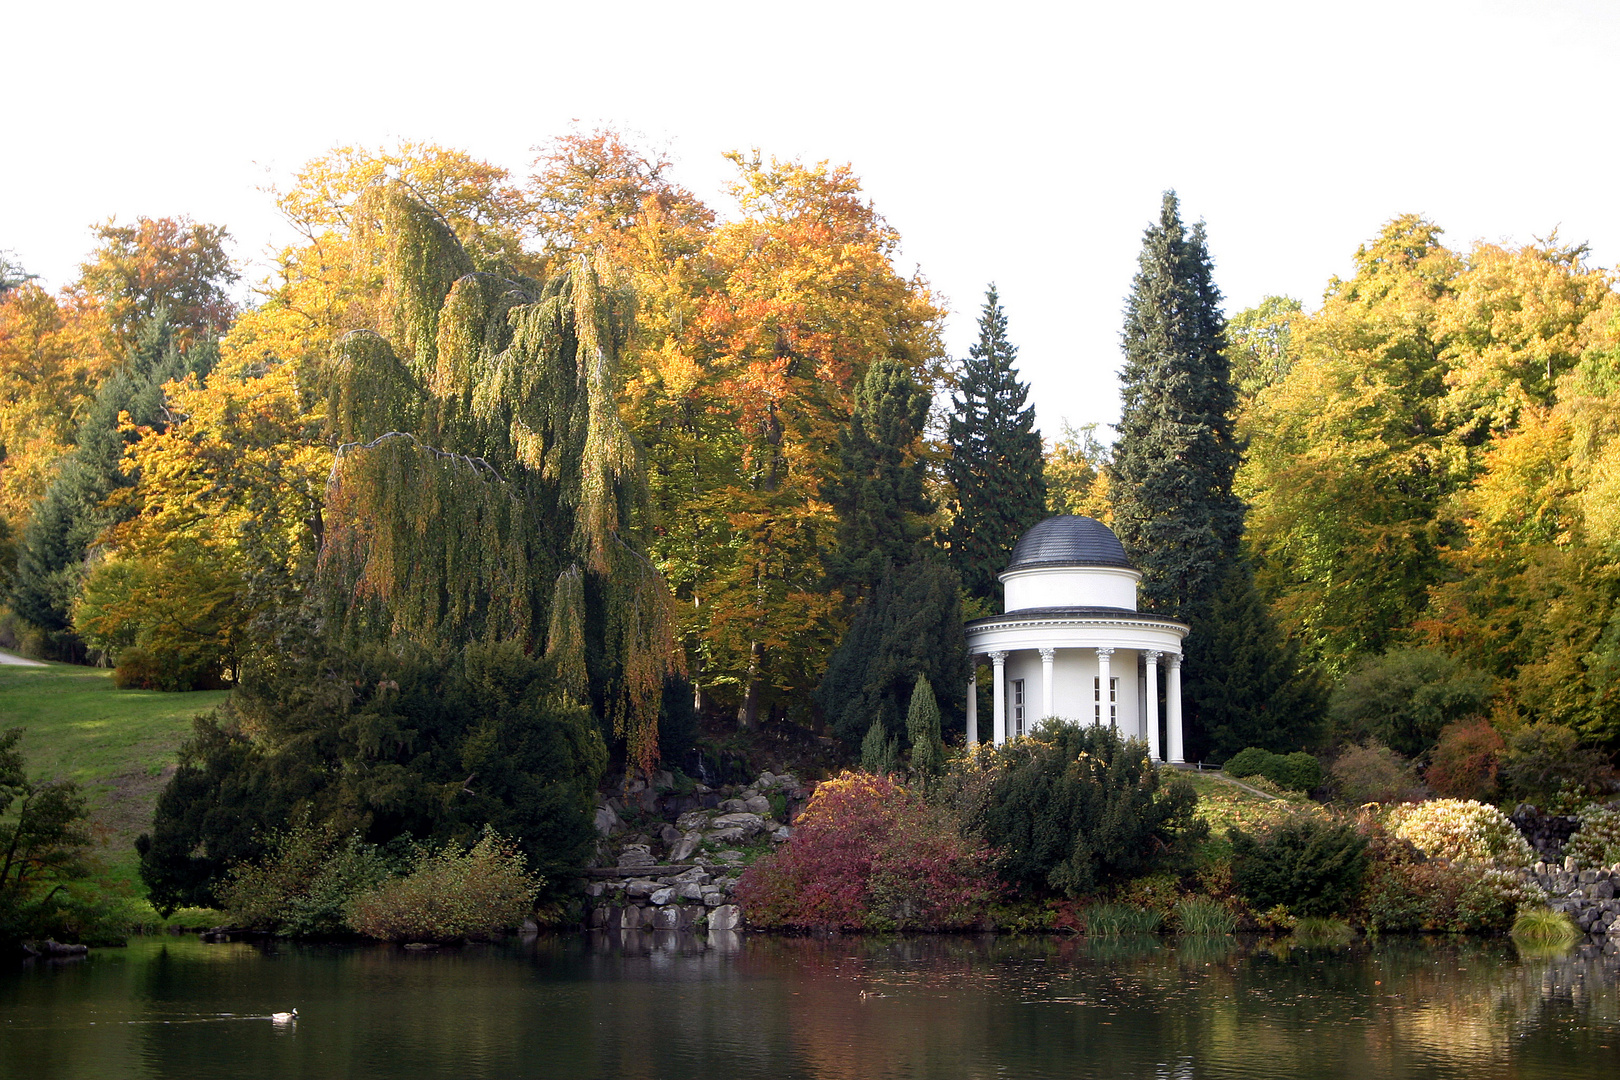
[999,647,1142,739]
[1002,567,1139,613]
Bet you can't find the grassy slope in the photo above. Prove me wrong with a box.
[0,660,228,894]
[1184,771,1315,859]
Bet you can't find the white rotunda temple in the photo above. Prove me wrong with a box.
[964,515,1189,762]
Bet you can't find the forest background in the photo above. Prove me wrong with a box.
[4,115,1620,933]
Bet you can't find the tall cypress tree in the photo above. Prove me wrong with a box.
[1111,192,1243,618]
[824,359,932,593]
[946,286,1046,604]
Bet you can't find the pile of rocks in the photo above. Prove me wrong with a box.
[1510,804,1583,859]
[1520,857,1620,953]
[583,770,810,934]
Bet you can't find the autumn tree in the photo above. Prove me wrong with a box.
[77,217,238,349]
[1045,421,1111,520]
[945,285,1046,605]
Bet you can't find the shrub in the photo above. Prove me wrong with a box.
[976,722,1206,897]
[735,772,998,931]
[860,716,900,775]
[1499,723,1611,802]
[1085,902,1162,936]
[1328,648,1495,758]
[219,823,396,936]
[1328,741,1423,805]
[905,675,946,785]
[1385,799,1533,867]
[344,831,540,942]
[1174,897,1237,935]
[1223,748,1321,793]
[1362,856,1540,934]
[1229,816,1368,917]
[1566,803,1620,869]
[1425,719,1504,802]
[0,728,96,948]
[1511,907,1578,950]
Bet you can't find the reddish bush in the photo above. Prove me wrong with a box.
[1425,719,1504,801]
[735,771,998,931]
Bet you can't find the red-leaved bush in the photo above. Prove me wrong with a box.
[734,771,999,931]
[1425,719,1504,802]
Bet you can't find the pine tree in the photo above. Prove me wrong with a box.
[860,714,900,775]
[905,673,945,784]
[824,360,932,593]
[1111,192,1244,620]
[945,286,1047,604]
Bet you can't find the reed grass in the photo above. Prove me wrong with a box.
[1085,902,1162,936]
[1174,897,1237,935]
[1511,907,1577,951]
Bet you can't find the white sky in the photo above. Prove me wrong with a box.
[7,0,1618,442]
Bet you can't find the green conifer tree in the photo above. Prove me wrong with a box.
[945,286,1047,604]
[824,360,933,593]
[904,673,945,783]
[1189,560,1327,759]
[1110,192,1244,619]
[860,714,900,775]
[816,559,969,750]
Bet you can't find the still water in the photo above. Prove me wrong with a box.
[3,932,1618,1079]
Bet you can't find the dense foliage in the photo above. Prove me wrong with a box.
[735,772,997,930]
[1229,816,1368,917]
[1385,799,1534,867]
[137,641,603,914]
[964,724,1206,897]
[344,831,541,942]
[0,728,93,947]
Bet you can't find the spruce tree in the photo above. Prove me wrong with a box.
[824,360,932,593]
[860,715,900,775]
[1110,192,1244,619]
[945,286,1047,604]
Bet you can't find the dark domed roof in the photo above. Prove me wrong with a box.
[1005,515,1133,572]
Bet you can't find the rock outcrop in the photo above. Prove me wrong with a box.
[582,769,809,934]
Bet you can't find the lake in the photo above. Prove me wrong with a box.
[3,931,1617,1079]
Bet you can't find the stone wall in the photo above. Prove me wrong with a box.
[1519,857,1620,955]
[1509,804,1583,859]
[582,769,810,934]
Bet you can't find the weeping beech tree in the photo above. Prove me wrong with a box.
[318,183,681,770]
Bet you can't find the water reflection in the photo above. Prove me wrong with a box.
[2,933,1617,1079]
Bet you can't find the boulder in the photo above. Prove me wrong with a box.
[743,795,772,815]
[669,835,701,863]
[710,812,767,837]
[672,867,711,885]
[704,827,748,845]
[676,810,711,832]
[650,887,676,906]
[659,823,683,846]
[678,883,706,901]
[593,803,623,837]
[703,891,726,907]
[626,879,661,899]
[772,826,792,842]
[652,905,684,930]
[709,904,743,931]
[617,845,656,870]
[715,850,746,864]
[719,798,751,814]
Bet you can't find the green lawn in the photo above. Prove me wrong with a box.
[1184,770,1318,856]
[0,660,228,894]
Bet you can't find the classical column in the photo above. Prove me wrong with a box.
[990,651,1008,746]
[1167,653,1185,763]
[1039,647,1055,720]
[1144,651,1162,761]
[965,668,978,746]
[1096,647,1114,728]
